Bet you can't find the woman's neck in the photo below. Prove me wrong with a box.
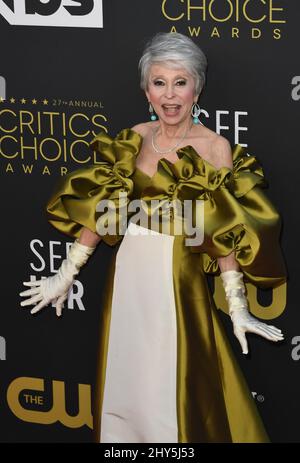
[155,119,193,140]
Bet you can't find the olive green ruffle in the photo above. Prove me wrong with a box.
[46,128,286,287]
[46,129,142,246]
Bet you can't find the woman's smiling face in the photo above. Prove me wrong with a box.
[145,64,198,126]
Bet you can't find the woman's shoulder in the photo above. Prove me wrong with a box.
[209,133,233,169]
[191,125,233,170]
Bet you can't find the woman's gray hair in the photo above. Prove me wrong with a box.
[139,32,208,96]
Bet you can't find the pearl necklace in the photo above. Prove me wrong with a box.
[151,123,193,155]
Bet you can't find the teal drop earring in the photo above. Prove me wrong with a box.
[149,102,157,121]
[191,103,201,124]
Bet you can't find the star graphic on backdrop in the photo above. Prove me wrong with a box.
[0,97,5,103]
[10,97,16,103]
[43,99,48,105]
[21,98,26,104]
[32,99,37,104]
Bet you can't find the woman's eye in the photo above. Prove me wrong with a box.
[153,80,165,86]
[176,80,187,86]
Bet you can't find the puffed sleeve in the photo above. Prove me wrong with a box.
[46,129,142,246]
[187,145,287,288]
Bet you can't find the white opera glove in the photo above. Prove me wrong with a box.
[20,240,96,317]
[220,270,284,355]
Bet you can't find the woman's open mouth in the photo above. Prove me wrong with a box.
[162,104,181,116]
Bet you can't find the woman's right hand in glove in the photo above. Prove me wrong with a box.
[20,239,96,317]
[20,262,76,317]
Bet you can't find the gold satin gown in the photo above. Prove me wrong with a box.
[46,128,286,443]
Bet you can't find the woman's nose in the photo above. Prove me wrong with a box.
[164,84,175,98]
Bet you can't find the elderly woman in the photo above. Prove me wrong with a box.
[20,32,286,443]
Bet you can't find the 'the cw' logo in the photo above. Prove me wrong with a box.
[0,0,103,28]
[7,377,93,429]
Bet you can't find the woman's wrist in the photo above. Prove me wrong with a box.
[220,270,249,317]
[68,239,96,269]
[78,226,102,248]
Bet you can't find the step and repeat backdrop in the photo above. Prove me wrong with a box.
[0,0,299,443]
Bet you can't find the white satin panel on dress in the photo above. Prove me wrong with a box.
[100,220,178,443]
